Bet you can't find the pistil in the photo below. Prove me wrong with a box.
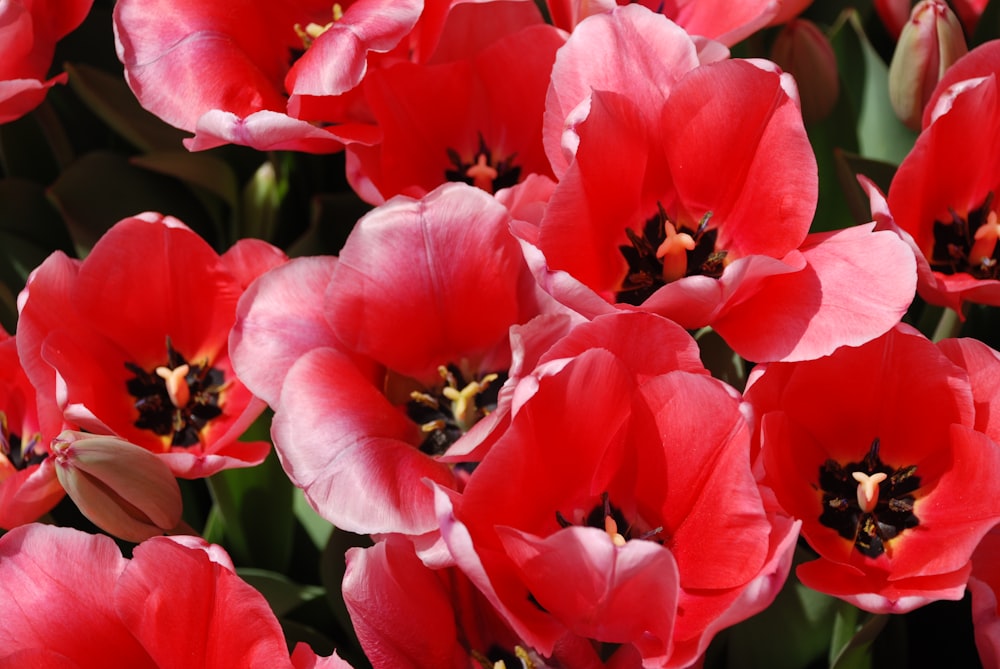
[465,154,500,193]
[852,471,887,513]
[155,364,191,409]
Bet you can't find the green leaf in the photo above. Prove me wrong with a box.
[207,444,296,572]
[48,150,216,253]
[319,528,372,660]
[131,151,240,210]
[806,91,861,233]
[65,62,189,153]
[830,605,889,669]
[719,555,840,669]
[0,179,74,329]
[846,12,918,165]
[294,488,334,550]
[694,327,746,391]
[0,111,61,183]
[832,149,898,225]
[237,568,325,618]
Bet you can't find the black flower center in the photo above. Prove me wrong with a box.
[817,438,920,558]
[125,339,225,448]
[406,363,506,456]
[556,492,663,546]
[0,413,45,470]
[445,134,521,195]
[617,206,725,305]
[930,193,1000,279]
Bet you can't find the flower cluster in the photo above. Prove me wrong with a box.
[5,0,1000,667]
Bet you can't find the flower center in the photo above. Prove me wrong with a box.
[556,492,663,547]
[445,134,521,195]
[817,437,920,558]
[617,206,726,305]
[930,193,1000,279]
[472,646,539,669]
[406,363,506,456]
[0,412,45,471]
[125,339,226,448]
[293,3,343,51]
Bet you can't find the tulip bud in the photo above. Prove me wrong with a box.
[888,0,968,130]
[52,431,183,543]
[770,19,840,123]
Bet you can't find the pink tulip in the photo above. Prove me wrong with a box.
[0,524,348,668]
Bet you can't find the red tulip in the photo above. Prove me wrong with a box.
[16,213,286,478]
[867,41,1000,313]
[0,524,348,668]
[747,325,1000,612]
[436,311,798,667]
[113,0,421,151]
[0,330,64,529]
[533,5,915,362]
[342,535,611,668]
[345,3,563,204]
[0,0,94,124]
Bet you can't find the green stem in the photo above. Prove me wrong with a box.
[931,306,963,342]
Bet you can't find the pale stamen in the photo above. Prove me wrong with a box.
[852,471,887,513]
[155,364,191,409]
[465,154,499,193]
[970,210,1000,267]
[604,515,627,547]
[655,222,696,283]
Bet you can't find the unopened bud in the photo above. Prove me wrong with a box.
[52,431,182,543]
[888,0,968,130]
[770,19,840,123]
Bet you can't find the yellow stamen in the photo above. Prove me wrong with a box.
[441,373,498,431]
[852,471,887,513]
[655,222,696,283]
[465,154,499,193]
[155,364,190,409]
[294,4,342,49]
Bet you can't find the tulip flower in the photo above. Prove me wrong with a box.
[0,330,64,529]
[345,3,564,204]
[16,213,287,478]
[0,524,349,668]
[342,535,609,668]
[231,182,556,537]
[113,0,421,151]
[0,0,94,124]
[531,5,915,362]
[888,0,968,130]
[864,40,1000,313]
[436,311,798,667]
[747,324,1000,613]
